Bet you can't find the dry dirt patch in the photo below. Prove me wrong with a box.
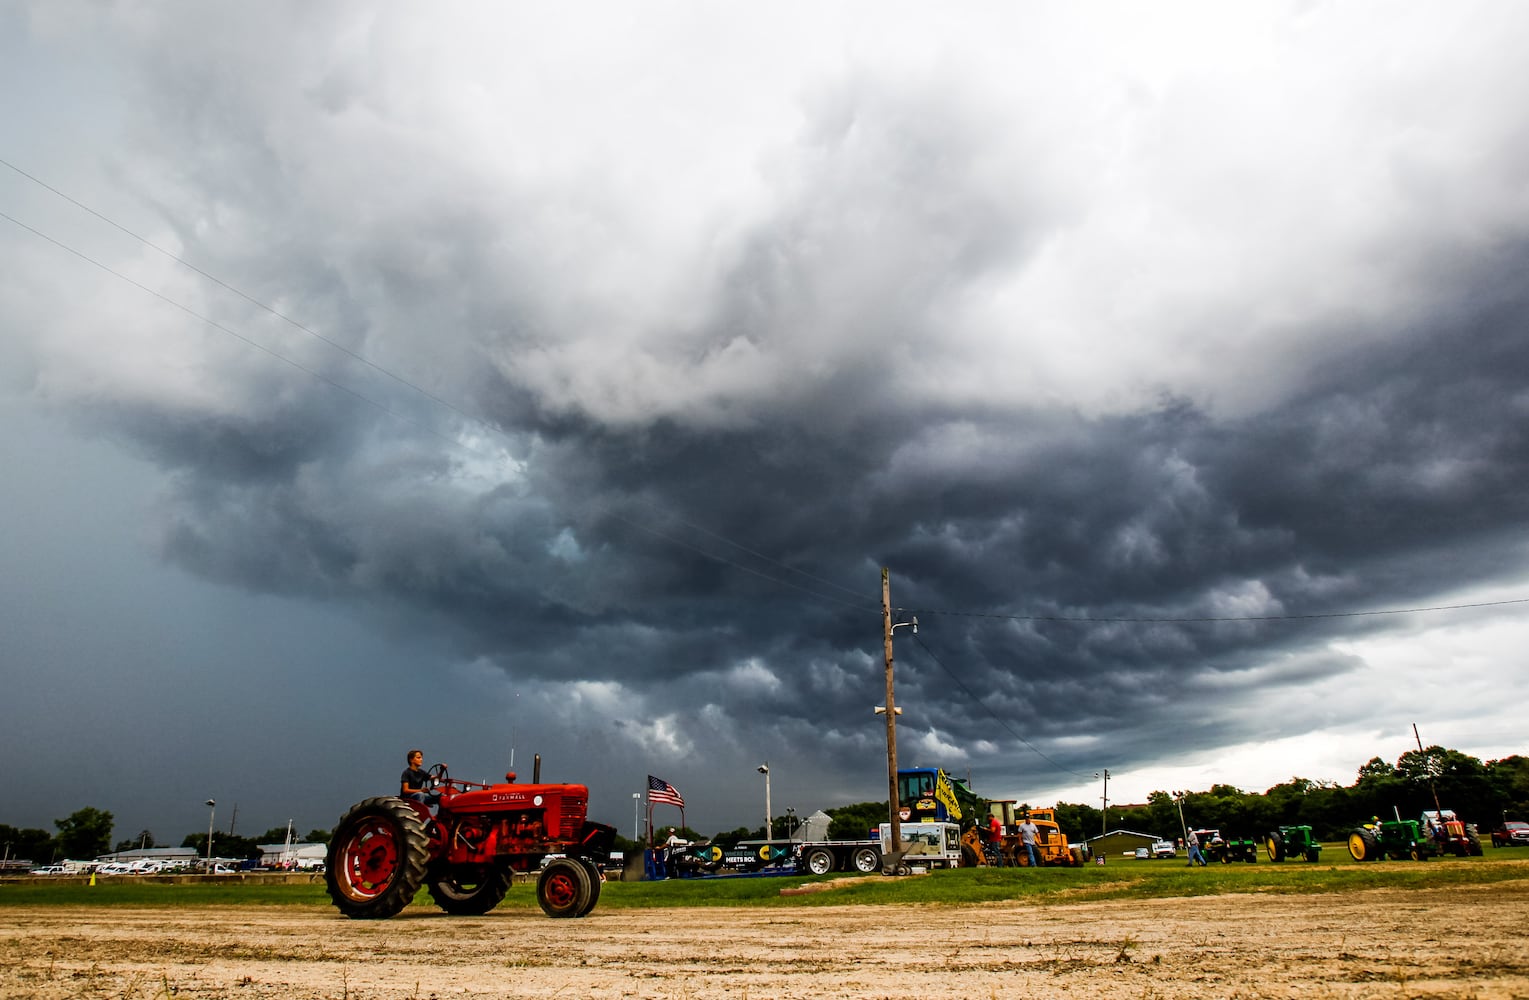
[4,881,1528,999]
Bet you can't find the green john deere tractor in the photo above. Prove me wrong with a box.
[1265,825,1322,863]
[1347,818,1434,862]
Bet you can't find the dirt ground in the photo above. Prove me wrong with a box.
[5,880,1529,999]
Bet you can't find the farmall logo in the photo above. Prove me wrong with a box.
[489,793,545,806]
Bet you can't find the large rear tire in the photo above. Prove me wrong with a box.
[852,847,880,873]
[326,797,430,919]
[1265,832,1285,862]
[576,858,602,916]
[1467,832,1483,856]
[1347,829,1379,862]
[537,857,593,918]
[427,866,509,915]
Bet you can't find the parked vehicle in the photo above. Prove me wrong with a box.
[1490,820,1529,848]
[1151,840,1177,859]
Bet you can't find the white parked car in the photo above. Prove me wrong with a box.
[1151,840,1177,859]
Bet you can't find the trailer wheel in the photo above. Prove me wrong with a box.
[537,857,593,918]
[804,847,835,876]
[852,847,880,873]
[1265,832,1285,862]
[326,797,430,919]
[427,865,509,915]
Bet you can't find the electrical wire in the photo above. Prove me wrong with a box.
[900,596,1529,625]
[5,162,1525,631]
[906,632,1095,782]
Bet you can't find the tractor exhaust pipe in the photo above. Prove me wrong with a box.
[533,754,541,783]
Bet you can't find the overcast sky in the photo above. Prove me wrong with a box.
[4,2,1528,848]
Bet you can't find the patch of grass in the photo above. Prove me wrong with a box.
[4,851,1523,911]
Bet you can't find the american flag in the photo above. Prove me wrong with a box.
[647,774,685,807]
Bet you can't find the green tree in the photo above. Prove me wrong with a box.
[1,824,56,864]
[55,807,113,859]
[826,802,887,841]
[183,831,262,860]
[305,829,331,845]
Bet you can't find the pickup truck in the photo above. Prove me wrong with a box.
[1491,820,1529,847]
[1151,839,1177,858]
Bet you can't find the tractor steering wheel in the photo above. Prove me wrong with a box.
[427,762,450,792]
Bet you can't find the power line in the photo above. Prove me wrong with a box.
[6,163,1526,632]
[1,165,878,617]
[906,632,1095,782]
[0,157,477,426]
[902,596,1529,625]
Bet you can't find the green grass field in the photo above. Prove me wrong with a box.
[3,848,1524,912]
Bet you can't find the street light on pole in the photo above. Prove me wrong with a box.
[757,763,772,840]
[632,792,642,843]
[204,799,216,872]
[1094,770,1110,839]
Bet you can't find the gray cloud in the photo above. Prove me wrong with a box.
[5,2,1529,840]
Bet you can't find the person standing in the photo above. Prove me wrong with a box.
[1186,828,1207,867]
[987,813,1006,866]
[1018,812,1040,868]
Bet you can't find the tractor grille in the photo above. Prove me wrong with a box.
[557,792,587,838]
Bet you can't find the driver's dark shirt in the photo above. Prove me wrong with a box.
[401,766,429,796]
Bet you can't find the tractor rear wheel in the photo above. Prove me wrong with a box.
[1467,832,1483,856]
[326,797,430,919]
[1347,829,1379,862]
[427,865,509,915]
[1266,832,1285,862]
[805,847,836,875]
[536,857,593,918]
[960,843,980,868]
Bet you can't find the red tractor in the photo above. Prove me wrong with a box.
[325,763,615,919]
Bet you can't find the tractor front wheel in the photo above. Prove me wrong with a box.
[575,858,602,916]
[326,797,430,919]
[537,857,593,918]
[428,866,509,915]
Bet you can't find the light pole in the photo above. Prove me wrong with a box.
[632,792,642,843]
[1095,770,1110,839]
[786,807,796,841]
[1172,791,1189,845]
[204,799,216,871]
[757,763,772,840]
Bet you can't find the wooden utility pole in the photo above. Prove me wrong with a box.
[882,568,902,854]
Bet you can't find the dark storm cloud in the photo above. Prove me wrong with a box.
[9,3,1529,836]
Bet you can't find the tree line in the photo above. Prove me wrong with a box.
[625,746,1527,850]
[1,807,330,866]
